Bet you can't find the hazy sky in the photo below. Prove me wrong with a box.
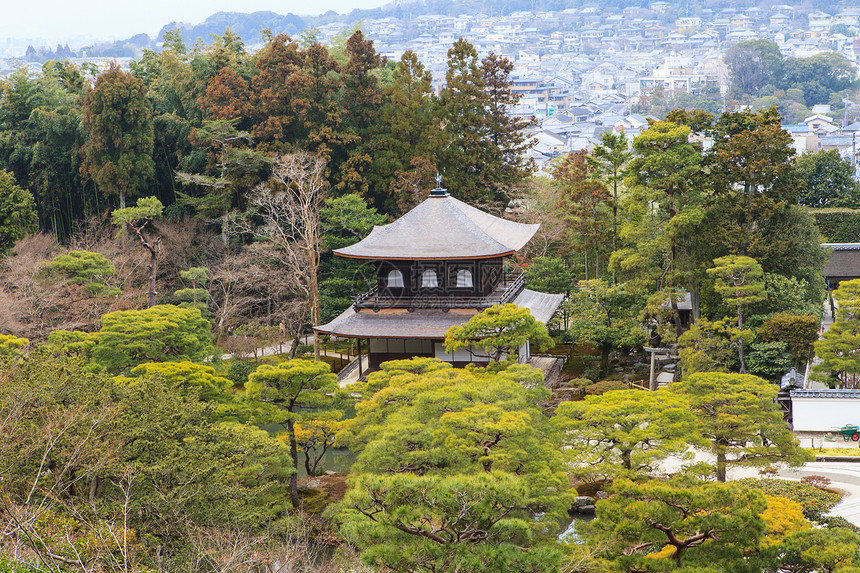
[2,0,390,43]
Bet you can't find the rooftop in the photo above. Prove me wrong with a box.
[333,191,540,260]
[314,289,564,339]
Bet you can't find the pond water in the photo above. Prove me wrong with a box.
[559,514,595,543]
[297,446,357,478]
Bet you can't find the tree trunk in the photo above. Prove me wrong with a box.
[716,451,727,482]
[287,418,300,507]
[304,452,313,477]
[89,475,101,504]
[309,246,321,362]
[584,237,589,282]
[600,343,610,377]
[148,242,158,308]
[612,180,618,285]
[220,212,230,261]
[737,306,747,374]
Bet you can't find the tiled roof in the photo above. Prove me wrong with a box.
[791,389,860,398]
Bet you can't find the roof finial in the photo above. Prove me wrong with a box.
[431,172,448,197]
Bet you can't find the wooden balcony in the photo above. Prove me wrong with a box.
[353,272,527,312]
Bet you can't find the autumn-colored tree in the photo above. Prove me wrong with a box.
[293,412,343,476]
[198,66,254,124]
[80,62,154,209]
[336,31,384,196]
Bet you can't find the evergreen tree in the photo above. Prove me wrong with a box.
[371,50,440,213]
[439,39,534,206]
[80,63,154,209]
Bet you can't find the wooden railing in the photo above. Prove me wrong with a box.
[353,272,527,311]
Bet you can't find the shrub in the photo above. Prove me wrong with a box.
[585,380,628,395]
[227,359,257,386]
[801,475,832,490]
[757,313,819,367]
[738,478,842,521]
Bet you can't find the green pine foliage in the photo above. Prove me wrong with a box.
[737,478,842,522]
[93,304,214,373]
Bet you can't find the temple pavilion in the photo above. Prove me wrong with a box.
[313,183,564,373]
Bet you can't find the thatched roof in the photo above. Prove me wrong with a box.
[333,193,540,260]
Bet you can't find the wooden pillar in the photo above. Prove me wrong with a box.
[357,338,363,378]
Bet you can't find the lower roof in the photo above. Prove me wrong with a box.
[313,289,564,339]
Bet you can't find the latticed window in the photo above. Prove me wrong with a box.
[421,269,438,288]
[387,269,404,288]
[456,269,473,288]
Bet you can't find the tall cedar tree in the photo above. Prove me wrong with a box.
[373,51,440,214]
[481,53,536,196]
[702,107,826,303]
[708,107,798,257]
[554,150,611,281]
[251,34,304,149]
[616,120,704,337]
[80,62,154,209]
[251,32,352,163]
[590,130,631,282]
[337,31,384,196]
[299,43,354,171]
[440,39,535,206]
[198,66,255,126]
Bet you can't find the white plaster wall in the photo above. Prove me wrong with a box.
[433,342,491,363]
[792,397,860,431]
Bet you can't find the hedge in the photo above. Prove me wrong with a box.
[809,208,860,243]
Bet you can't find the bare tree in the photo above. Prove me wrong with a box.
[237,153,327,360]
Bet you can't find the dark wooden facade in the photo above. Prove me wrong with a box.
[374,258,504,297]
